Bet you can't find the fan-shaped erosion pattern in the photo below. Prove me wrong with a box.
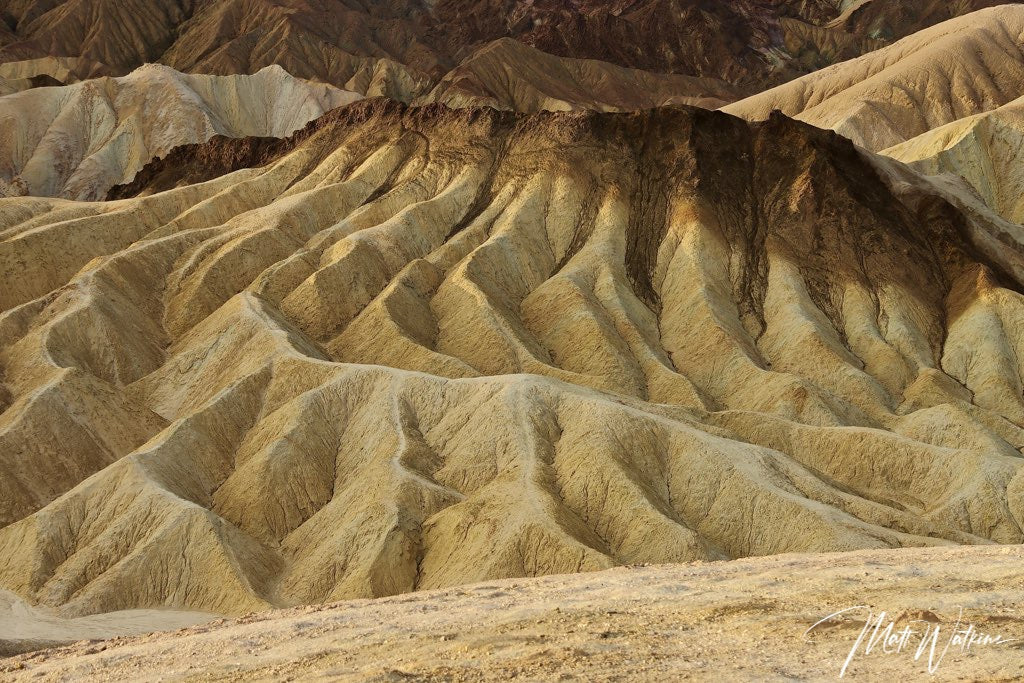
[1,99,1023,617]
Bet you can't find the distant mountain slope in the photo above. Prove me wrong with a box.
[0,71,56,95]
[0,55,95,83]
[154,0,434,101]
[0,0,434,99]
[776,0,1008,74]
[723,6,1024,150]
[416,38,744,112]
[0,63,360,200]
[0,0,196,75]
[883,95,1024,224]
[425,0,1013,88]
[0,0,1013,95]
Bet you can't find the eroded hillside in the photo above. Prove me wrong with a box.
[724,5,1024,150]
[1,100,1023,617]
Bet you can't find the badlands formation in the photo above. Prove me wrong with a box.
[0,64,360,200]
[725,5,1024,223]
[413,39,744,112]
[883,95,1024,225]
[1,97,1024,621]
[0,57,75,95]
[1,2,1024,677]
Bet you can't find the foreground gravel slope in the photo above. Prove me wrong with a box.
[3,545,1022,681]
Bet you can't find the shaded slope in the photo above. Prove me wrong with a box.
[1,101,1023,617]
[426,0,788,87]
[2,0,787,85]
[776,0,1008,75]
[0,0,197,76]
[0,70,56,95]
[827,0,1007,38]
[0,63,360,200]
[0,0,433,98]
[425,0,1016,88]
[155,0,434,101]
[2,0,1013,97]
[0,55,99,83]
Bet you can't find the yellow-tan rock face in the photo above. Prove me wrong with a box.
[1,100,1023,617]
[883,95,1024,225]
[723,6,1024,151]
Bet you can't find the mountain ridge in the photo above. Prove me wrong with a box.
[1,0,1014,93]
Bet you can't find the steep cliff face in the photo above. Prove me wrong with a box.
[3,100,1023,616]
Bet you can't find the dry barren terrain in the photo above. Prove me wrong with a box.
[2,545,1022,681]
[1,99,1023,620]
[1,6,1024,681]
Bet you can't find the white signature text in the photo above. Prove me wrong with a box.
[805,606,1017,677]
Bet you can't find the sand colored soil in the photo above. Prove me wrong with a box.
[2,545,1022,681]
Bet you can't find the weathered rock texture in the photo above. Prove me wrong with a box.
[0,63,360,200]
[1,100,1023,618]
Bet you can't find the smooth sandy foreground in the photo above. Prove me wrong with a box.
[0,590,211,658]
[2,545,1022,681]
